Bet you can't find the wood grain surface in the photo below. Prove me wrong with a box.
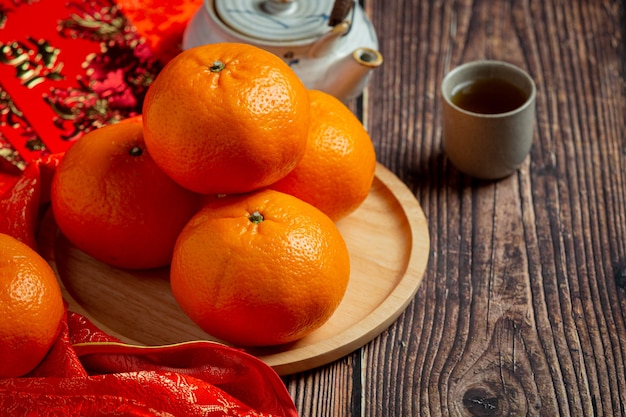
[283,1,626,416]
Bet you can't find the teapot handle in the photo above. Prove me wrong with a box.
[329,0,355,26]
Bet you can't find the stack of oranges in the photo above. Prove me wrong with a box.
[50,43,377,347]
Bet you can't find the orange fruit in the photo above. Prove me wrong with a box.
[269,90,377,221]
[142,42,311,195]
[0,233,64,378]
[170,189,350,347]
[51,118,203,270]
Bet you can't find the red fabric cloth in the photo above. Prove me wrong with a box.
[0,153,60,249]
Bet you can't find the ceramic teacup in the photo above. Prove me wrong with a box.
[441,60,536,179]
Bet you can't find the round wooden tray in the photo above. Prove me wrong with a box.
[38,163,430,375]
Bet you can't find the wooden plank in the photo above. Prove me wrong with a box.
[286,0,626,416]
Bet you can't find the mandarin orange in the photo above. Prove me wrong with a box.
[142,42,310,195]
[51,118,203,270]
[170,189,350,347]
[0,233,64,378]
[269,90,376,221]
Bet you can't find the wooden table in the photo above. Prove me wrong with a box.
[283,1,626,416]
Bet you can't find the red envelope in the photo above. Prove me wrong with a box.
[0,0,171,164]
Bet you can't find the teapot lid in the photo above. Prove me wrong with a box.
[214,0,338,43]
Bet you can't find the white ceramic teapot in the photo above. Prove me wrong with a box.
[183,0,383,101]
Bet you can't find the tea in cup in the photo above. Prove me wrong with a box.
[441,60,536,179]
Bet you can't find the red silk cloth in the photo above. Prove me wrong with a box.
[0,1,299,415]
[2,300,298,416]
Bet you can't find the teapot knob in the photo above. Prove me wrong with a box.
[262,0,296,14]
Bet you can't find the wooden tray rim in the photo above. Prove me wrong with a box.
[43,162,430,375]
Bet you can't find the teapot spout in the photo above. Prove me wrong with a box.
[321,47,383,101]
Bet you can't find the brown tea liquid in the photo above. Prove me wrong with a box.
[451,78,528,114]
